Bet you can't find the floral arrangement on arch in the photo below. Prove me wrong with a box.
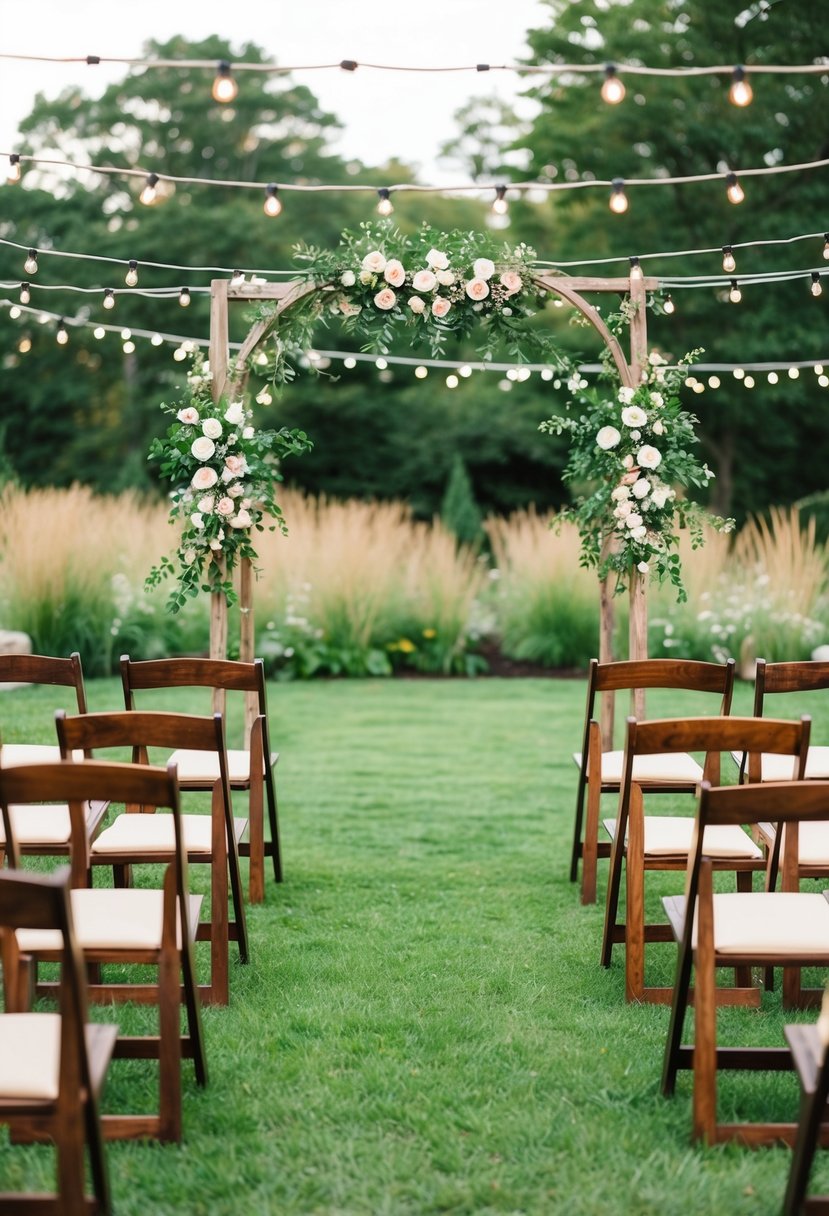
[540,348,733,601]
[146,354,312,611]
[266,221,569,376]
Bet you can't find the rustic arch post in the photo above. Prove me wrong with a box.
[208,269,658,745]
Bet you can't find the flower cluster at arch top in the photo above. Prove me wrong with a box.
[541,348,732,600]
[146,356,311,611]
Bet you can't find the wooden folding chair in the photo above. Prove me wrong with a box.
[661,777,829,1146]
[0,867,117,1215]
[0,760,207,1143]
[601,715,810,1003]
[55,709,249,1006]
[121,655,281,902]
[570,657,736,904]
[783,994,829,1215]
[0,651,107,865]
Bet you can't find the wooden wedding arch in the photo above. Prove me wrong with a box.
[206,268,658,744]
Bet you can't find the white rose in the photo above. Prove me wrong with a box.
[408,296,426,314]
[361,250,387,273]
[631,525,648,541]
[621,406,647,428]
[473,257,496,281]
[649,351,666,366]
[412,269,438,293]
[649,392,664,407]
[637,445,662,469]
[618,387,635,404]
[436,270,454,286]
[652,420,665,436]
[230,509,253,529]
[198,495,214,513]
[242,426,255,439]
[177,407,200,424]
[359,270,374,285]
[631,478,651,499]
[651,486,671,509]
[340,270,356,287]
[596,426,621,450]
[637,561,650,574]
[611,486,630,501]
[202,418,223,439]
[190,512,204,529]
[630,430,641,442]
[191,436,216,461]
[183,549,197,565]
[625,512,644,530]
[224,400,245,426]
[426,248,449,270]
[622,455,635,469]
[614,502,633,519]
[209,537,223,551]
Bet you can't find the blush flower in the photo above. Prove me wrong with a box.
[412,269,438,293]
[202,418,223,440]
[499,271,523,295]
[436,269,455,286]
[216,496,235,516]
[631,478,651,499]
[224,454,247,478]
[191,436,215,461]
[426,249,449,270]
[361,250,387,274]
[198,495,214,513]
[383,260,406,287]
[408,296,426,314]
[177,407,199,425]
[596,426,621,450]
[637,445,662,469]
[431,297,451,318]
[230,509,253,529]
[465,278,490,302]
[652,420,666,436]
[473,257,496,281]
[340,270,356,287]
[191,467,219,490]
[625,512,644,530]
[374,288,397,311]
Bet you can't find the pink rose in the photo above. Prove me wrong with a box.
[338,299,362,316]
[465,278,490,302]
[177,407,199,425]
[408,296,426,314]
[412,269,437,293]
[228,484,245,498]
[361,250,387,273]
[383,259,406,287]
[230,509,253,529]
[373,288,397,311]
[431,297,451,318]
[224,454,247,477]
[197,495,214,513]
[217,496,235,516]
[499,271,523,296]
[191,467,219,490]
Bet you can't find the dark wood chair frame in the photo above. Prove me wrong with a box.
[661,771,829,1147]
[0,760,207,1143]
[0,867,116,1215]
[782,1017,829,1214]
[121,655,281,902]
[600,715,809,1004]
[570,657,736,905]
[55,709,249,1007]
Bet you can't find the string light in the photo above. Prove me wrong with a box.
[729,279,742,303]
[708,376,721,388]
[811,272,823,297]
[663,293,675,314]
[56,319,69,345]
[17,334,31,354]
[230,269,245,287]
[139,172,159,205]
[743,374,755,387]
[19,282,30,304]
[23,249,38,275]
[376,188,394,216]
[824,234,829,260]
[789,367,800,379]
[768,371,779,383]
[151,332,164,346]
[600,64,625,104]
[728,65,753,107]
[446,374,459,388]
[263,183,282,217]
[415,366,428,379]
[725,172,745,205]
[492,185,509,215]
[722,245,736,273]
[102,288,115,310]
[8,306,20,319]
[178,287,191,307]
[343,356,356,368]
[7,153,20,183]
[211,60,238,103]
[93,326,106,339]
[629,256,643,280]
[609,178,628,214]
[125,259,139,287]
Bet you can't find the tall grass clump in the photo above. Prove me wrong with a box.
[649,508,829,667]
[0,484,208,673]
[485,507,599,668]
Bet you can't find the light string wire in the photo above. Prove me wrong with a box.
[0,52,826,78]
[3,151,828,196]
[2,297,826,376]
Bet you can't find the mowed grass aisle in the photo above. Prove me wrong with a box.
[3,676,829,1214]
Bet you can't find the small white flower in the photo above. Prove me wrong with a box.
[202,418,223,440]
[649,351,666,366]
[621,406,647,428]
[359,270,374,285]
[177,406,200,424]
[631,478,651,499]
[630,430,641,442]
[614,502,633,519]
[412,269,438,293]
[224,400,245,426]
[652,419,665,435]
[649,392,664,407]
[473,257,496,281]
[611,486,630,502]
[637,445,662,469]
[622,455,634,469]
[209,537,223,551]
[183,549,197,565]
[472,302,484,312]
[651,486,672,509]
[618,386,635,404]
[190,512,204,529]
[625,512,644,530]
[596,426,621,450]
[631,525,648,540]
[230,508,253,529]
[340,270,356,287]
[242,426,255,439]
[637,561,650,574]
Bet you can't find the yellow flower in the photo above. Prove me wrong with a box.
[397,638,416,653]
[422,628,437,639]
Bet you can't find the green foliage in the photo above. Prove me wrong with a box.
[796,491,829,546]
[440,454,484,547]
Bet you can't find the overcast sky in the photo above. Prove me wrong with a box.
[0,0,548,183]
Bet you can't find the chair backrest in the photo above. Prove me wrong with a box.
[121,655,266,709]
[0,650,87,711]
[581,658,736,757]
[754,659,829,715]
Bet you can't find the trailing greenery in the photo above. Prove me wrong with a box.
[3,676,829,1214]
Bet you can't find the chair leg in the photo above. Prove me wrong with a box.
[625,785,645,1002]
[601,793,628,969]
[692,860,718,1144]
[783,1085,829,1216]
[56,1104,89,1214]
[207,784,229,1006]
[223,808,249,966]
[581,772,601,906]
[157,942,182,1143]
[83,1092,112,1216]
[570,773,587,883]
[180,929,208,1089]
[264,763,282,884]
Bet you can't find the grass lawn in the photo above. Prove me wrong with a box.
[3,674,829,1214]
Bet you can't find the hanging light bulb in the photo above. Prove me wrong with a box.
[125,259,139,287]
[102,289,115,310]
[609,178,628,214]
[811,272,823,298]
[729,279,742,303]
[767,371,779,384]
[17,334,32,354]
[263,183,282,217]
[211,60,238,104]
[376,188,394,216]
[24,249,38,275]
[9,306,20,320]
[19,282,30,305]
[178,287,191,307]
[56,319,69,345]
[140,172,160,205]
[789,367,800,380]
[230,269,245,287]
[7,154,21,183]
[600,64,625,104]
[492,185,509,215]
[722,245,736,273]
[93,326,106,339]
[824,234,829,260]
[725,172,745,205]
[663,293,675,315]
[629,256,643,280]
[151,332,164,346]
[728,65,753,107]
